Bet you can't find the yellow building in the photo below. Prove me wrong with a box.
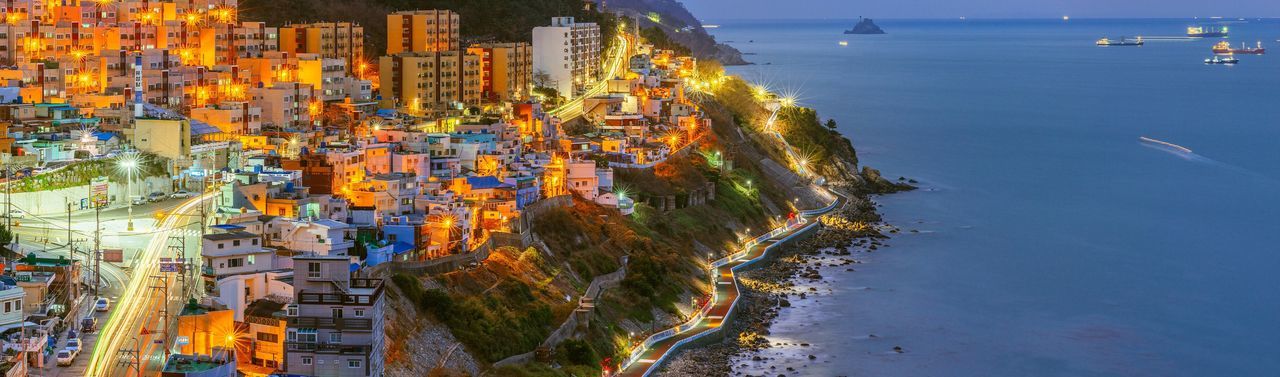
[278,22,364,73]
[378,51,481,114]
[386,10,460,55]
[131,118,191,161]
[466,42,533,103]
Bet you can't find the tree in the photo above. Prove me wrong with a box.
[825,119,838,131]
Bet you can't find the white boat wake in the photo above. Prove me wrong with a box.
[1139,136,1279,183]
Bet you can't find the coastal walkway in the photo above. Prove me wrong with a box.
[615,194,844,377]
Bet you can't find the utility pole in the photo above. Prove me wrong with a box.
[94,206,102,298]
[67,201,75,301]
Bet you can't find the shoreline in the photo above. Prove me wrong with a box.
[659,191,901,376]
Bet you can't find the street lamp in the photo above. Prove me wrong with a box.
[116,152,142,231]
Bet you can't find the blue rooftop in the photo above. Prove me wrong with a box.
[466,176,508,190]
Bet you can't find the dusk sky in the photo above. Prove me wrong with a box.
[681,0,1280,19]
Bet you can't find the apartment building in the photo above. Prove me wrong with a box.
[466,42,533,103]
[284,254,385,377]
[279,22,365,73]
[377,50,481,114]
[385,10,459,55]
[532,17,602,97]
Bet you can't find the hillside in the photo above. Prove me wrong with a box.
[604,0,748,65]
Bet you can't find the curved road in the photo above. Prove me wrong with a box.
[617,193,844,377]
[86,192,214,376]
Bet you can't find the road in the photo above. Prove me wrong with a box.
[616,195,844,377]
[85,192,214,376]
[547,30,633,121]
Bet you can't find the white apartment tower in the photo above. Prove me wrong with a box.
[532,17,602,98]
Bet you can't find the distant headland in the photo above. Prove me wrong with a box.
[845,17,886,35]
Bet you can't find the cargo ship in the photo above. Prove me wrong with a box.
[1096,36,1144,46]
[1187,25,1228,38]
[1204,55,1239,65]
[1212,41,1265,55]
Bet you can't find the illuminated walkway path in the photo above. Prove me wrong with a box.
[616,193,844,377]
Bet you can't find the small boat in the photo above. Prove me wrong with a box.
[1213,41,1265,55]
[1096,36,1144,46]
[1139,137,1193,153]
[1204,55,1239,64]
[838,41,848,46]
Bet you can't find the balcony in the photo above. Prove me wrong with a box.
[285,342,371,355]
[287,316,373,331]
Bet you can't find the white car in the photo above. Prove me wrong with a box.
[170,190,193,199]
[131,196,147,206]
[56,348,78,366]
[95,297,110,312]
[3,210,22,219]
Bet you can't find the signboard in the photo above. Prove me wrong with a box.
[102,249,124,263]
[175,336,189,346]
[159,257,186,273]
[159,257,177,272]
[91,176,109,208]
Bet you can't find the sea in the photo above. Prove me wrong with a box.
[706,18,1280,376]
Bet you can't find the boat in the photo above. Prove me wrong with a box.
[1096,36,1144,46]
[1139,137,1193,154]
[1213,41,1265,55]
[1204,55,1239,65]
[838,41,849,46]
[1187,25,1228,38]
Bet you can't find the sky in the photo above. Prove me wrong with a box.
[681,0,1280,19]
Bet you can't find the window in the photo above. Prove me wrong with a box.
[354,308,365,317]
[3,302,8,313]
[228,258,244,268]
[296,328,317,343]
[232,240,241,246]
[307,262,321,278]
[348,359,361,368]
[247,255,256,265]
[329,332,342,343]
[301,356,313,365]
[257,332,278,343]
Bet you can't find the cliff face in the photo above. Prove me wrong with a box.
[604,0,749,65]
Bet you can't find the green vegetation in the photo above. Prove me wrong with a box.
[6,154,167,193]
[640,26,691,55]
[393,273,554,362]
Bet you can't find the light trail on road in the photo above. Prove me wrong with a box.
[85,192,212,376]
[547,32,632,121]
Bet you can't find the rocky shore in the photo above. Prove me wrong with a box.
[659,194,896,376]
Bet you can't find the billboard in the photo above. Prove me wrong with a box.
[91,176,109,208]
[102,249,124,263]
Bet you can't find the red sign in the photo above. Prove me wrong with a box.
[102,249,124,263]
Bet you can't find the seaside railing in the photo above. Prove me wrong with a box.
[617,215,827,376]
[618,213,816,374]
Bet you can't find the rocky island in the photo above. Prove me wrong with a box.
[845,17,887,34]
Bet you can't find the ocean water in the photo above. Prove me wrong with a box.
[708,18,1280,376]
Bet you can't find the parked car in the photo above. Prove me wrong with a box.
[3,209,23,219]
[95,297,110,312]
[170,190,193,199]
[66,338,82,353]
[80,317,97,333]
[131,196,147,206]
[67,328,79,340]
[147,192,167,202]
[56,348,78,366]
